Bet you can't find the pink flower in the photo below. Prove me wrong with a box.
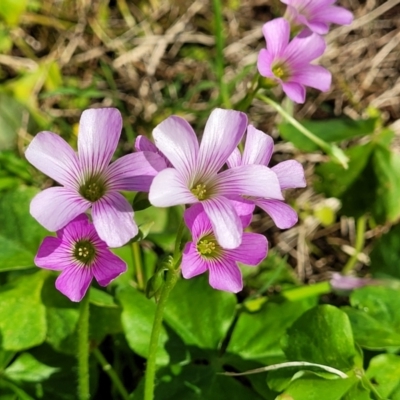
[282,0,354,35]
[26,108,167,247]
[257,18,332,103]
[148,108,283,249]
[182,203,267,293]
[228,125,306,229]
[35,214,126,302]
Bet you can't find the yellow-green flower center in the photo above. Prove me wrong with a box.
[191,183,207,200]
[197,235,222,259]
[272,64,288,80]
[73,240,96,265]
[79,176,107,202]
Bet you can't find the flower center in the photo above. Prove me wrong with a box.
[191,183,207,200]
[197,235,222,259]
[272,64,289,80]
[73,240,96,266]
[79,176,106,202]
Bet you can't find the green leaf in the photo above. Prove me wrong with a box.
[117,285,169,365]
[89,287,117,307]
[227,297,316,363]
[0,0,28,25]
[0,187,48,271]
[343,286,400,349]
[282,305,357,371]
[4,353,59,382]
[366,354,400,398]
[164,275,237,349]
[0,272,47,350]
[279,117,376,152]
[89,304,122,344]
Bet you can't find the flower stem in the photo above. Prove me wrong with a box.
[92,348,130,400]
[77,293,90,400]
[131,241,144,290]
[342,215,367,275]
[257,94,349,169]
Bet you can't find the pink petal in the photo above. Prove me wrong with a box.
[242,125,274,166]
[25,132,80,188]
[91,249,127,286]
[257,49,275,78]
[272,160,306,189]
[181,242,208,279]
[184,203,212,242]
[262,18,290,57]
[255,199,298,229]
[306,21,330,35]
[202,197,243,250]
[30,187,90,231]
[152,115,199,182]
[78,108,123,176]
[314,6,354,26]
[35,237,67,271]
[227,148,242,168]
[229,233,268,266]
[92,192,137,248]
[149,168,197,207]
[281,82,306,104]
[135,135,158,152]
[105,151,167,192]
[285,33,326,66]
[55,264,93,302]
[208,260,243,293]
[214,164,284,199]
[226,196,255,228]
[197,109,248,179]
[291,64,332,92]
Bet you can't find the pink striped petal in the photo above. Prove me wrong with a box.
[184,203,212,242]
[197,109,247,179]
[92,192,137,248]
[242,125,274,166]
[149,168,197,207]
[227,148,242,168]
[202,197,243,250]
[25,132,80,188]
[229,233,268,265]
[30,187,90,231]
[92,249,127,286]
[181,242,208,279]
[78,108,123,176]
[225,196,255,228]
[56,264,93,302]
[291,64,332,92]
[214,164,283,199]
[257,49,275,78]
[281,82,306,104]
[255,199,298,229]
[285,33,326,66]
[135,135,158,152]
[208,260,243,293]
[262,18,290,57]
[152,116,199,181]
[35,237,66,271]
[314,6,354,26]
[105,151,167,192]
[272,160,306,189]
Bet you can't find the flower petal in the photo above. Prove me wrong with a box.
[208,259,243,293]
[184,203,212,242]
[181,242,208,279]
[226,195,255,228]
[229,233,268,265]
[262,18,290,57]
[257,49,275,78]
[214,164,283,199]
[227,148,242,168]
[35,237,66,271]
[105,151,167,192]
[149,168,197,207]
[281,81,306,103]
[55,264,93,302]
[92,192,137,247]
[285,33,326,67]
[135,135,158,152]
[197,109,248,179]
[291,64,331,92]
[242,125,274,166]
[255,199,298,229]
[92,249,127,286]
[202,197,243,249]
[25,132,80,188]
[314,6,354,26]
[30,187,90,231]
[272,160,306,189]
[78,108,123,176]
[152,115,199,181]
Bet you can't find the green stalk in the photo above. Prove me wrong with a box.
[131,241,145,290]
[77,293,90,400]
[212,0,231,108]
[257,94,349,169]
[342,215,367,275]
[92,348,130,400]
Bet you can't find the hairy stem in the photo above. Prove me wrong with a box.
[77,293,90,400]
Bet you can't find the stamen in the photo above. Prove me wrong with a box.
[73,240,96,265]
[272,65,286,79]
[79,176,106,202]
[191,183,207,200]
[197,235,222,259]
